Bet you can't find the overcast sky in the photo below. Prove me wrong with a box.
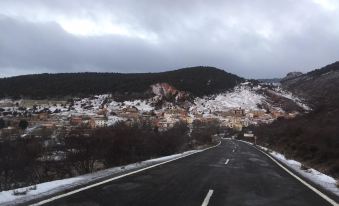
[0,0,339,78]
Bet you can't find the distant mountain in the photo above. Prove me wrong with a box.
[0,67,244,100]
[257,78,281,84]
[281,61,339,108]
[280,72,303,82]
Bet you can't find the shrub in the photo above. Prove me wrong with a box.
[300,164,310,171]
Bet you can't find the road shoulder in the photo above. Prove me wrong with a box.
[237,140,339,206]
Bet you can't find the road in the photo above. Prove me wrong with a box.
[40,139,334,206]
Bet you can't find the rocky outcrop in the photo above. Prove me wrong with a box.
[151,83,191,102]
[281,72,303,82]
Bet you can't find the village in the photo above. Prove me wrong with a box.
[0,84,301,142]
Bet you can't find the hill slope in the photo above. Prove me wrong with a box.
[0,67,244,99]
[254,61,339,177]
[281,61,339,108]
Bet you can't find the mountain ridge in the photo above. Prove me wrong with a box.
[281,61,339,108]
[0,66,244,100]
[254,61,339,177]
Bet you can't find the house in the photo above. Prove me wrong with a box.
[123,106,139,113]
[233,123,243,131]
[156,117,177,131]
[38,112,49,120]
[70,116,82,126]
[184,116,194,124]
[253,110,266,118]
[233,108,245,117]
[271,110,284,118]
[41,122,56,129]
[119,106,139,119]
[97,108,108,116]
[89,116,108,128]
[286,112,299,119]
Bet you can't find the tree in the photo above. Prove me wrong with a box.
[18,120,29,130]
[0,119,5,129]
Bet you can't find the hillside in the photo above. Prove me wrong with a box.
[281,61,339,108]
[0,67,244,100]
[253,61,339,178]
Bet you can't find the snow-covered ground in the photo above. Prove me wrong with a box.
[192,84,267,114]
[272,87,311,111]
[121,100,154,112]
[270,151,339,197]
[0,82,308,122]
[239,140,339,198]
[0,150,200,206]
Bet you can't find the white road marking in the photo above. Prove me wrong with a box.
[201,189,214,206]
[30,142,222,206]
[232,149,235,152]
[250,143,339,206]
[225,159,230,165]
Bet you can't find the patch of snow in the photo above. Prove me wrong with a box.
[270,151,339,197]
[192,85,266,114]
[0,150,199,205]
[0,178,82,205]
[239,140,338,197]
[272,87,311,111]
[123,100,154,112]
[107,116,125,126]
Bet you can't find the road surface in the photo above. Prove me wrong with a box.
[39,139,335,206]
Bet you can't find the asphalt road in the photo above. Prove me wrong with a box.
[41,139,334,206]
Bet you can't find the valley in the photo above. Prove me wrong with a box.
[0,64,338,206]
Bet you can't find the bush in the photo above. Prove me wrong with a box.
[65,122,190,172]
[254,108,339,178]
[191,119,220,145]
[0,138,42,191]
[300,164,310,171]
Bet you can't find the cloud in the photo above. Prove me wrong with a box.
[0,0,338,78]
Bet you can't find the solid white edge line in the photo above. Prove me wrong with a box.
[201,189,214,206]
[225,159,230,165]
[30,141,222,206]
[247,142,338,206]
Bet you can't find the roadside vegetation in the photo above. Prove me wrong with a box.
[0,120,219,191]
[251,106,339,178]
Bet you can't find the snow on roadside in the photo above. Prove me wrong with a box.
[0,150,200,206]
[270,151,339,197]
[239,140,339,197]
[0,178,82,204]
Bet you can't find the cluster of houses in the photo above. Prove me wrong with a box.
[69,115,108,128]
[0,94,302,142]
[190,106,299,132]
[0,105,300,142]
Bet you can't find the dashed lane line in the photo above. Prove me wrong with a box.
[201,189,214,206]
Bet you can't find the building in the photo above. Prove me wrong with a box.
[93,116,108,128]
[233,108,245,117]
[38,112,49,121]
[70,116,82,126]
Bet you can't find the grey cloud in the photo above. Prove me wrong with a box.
[0,0,339,78]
